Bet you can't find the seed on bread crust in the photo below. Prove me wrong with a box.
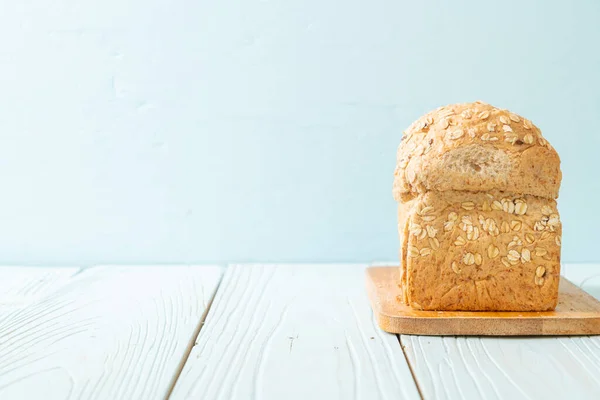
[461,202,475,211]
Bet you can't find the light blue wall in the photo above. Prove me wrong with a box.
[0,1,598,264]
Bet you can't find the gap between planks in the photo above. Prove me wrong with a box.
[165,273,224,399]
[396,334,425,400]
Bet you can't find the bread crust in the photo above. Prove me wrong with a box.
[393,101,561,201]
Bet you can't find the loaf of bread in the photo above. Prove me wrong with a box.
[393,101,562,311]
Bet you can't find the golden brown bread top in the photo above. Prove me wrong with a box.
[393,101,562,201]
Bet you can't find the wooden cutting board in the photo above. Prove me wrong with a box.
[366,266,600,336]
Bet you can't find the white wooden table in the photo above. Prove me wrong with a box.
[0,264,599,400]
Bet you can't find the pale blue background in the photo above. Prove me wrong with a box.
[0,1,597,264]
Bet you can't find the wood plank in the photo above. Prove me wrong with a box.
[170,264,421,400]
[402,334,600,400]
[367,266,600,335]
[0,265,223,400]
[402,264,600,400]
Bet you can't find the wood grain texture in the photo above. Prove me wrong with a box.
[170,264,421,400]
[0,265,223,400]
[367,266,600,335]
[402,264,600,400]
[0,267,78,308]
[402,334,600,400]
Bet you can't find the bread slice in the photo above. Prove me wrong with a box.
[393,101,562,311]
